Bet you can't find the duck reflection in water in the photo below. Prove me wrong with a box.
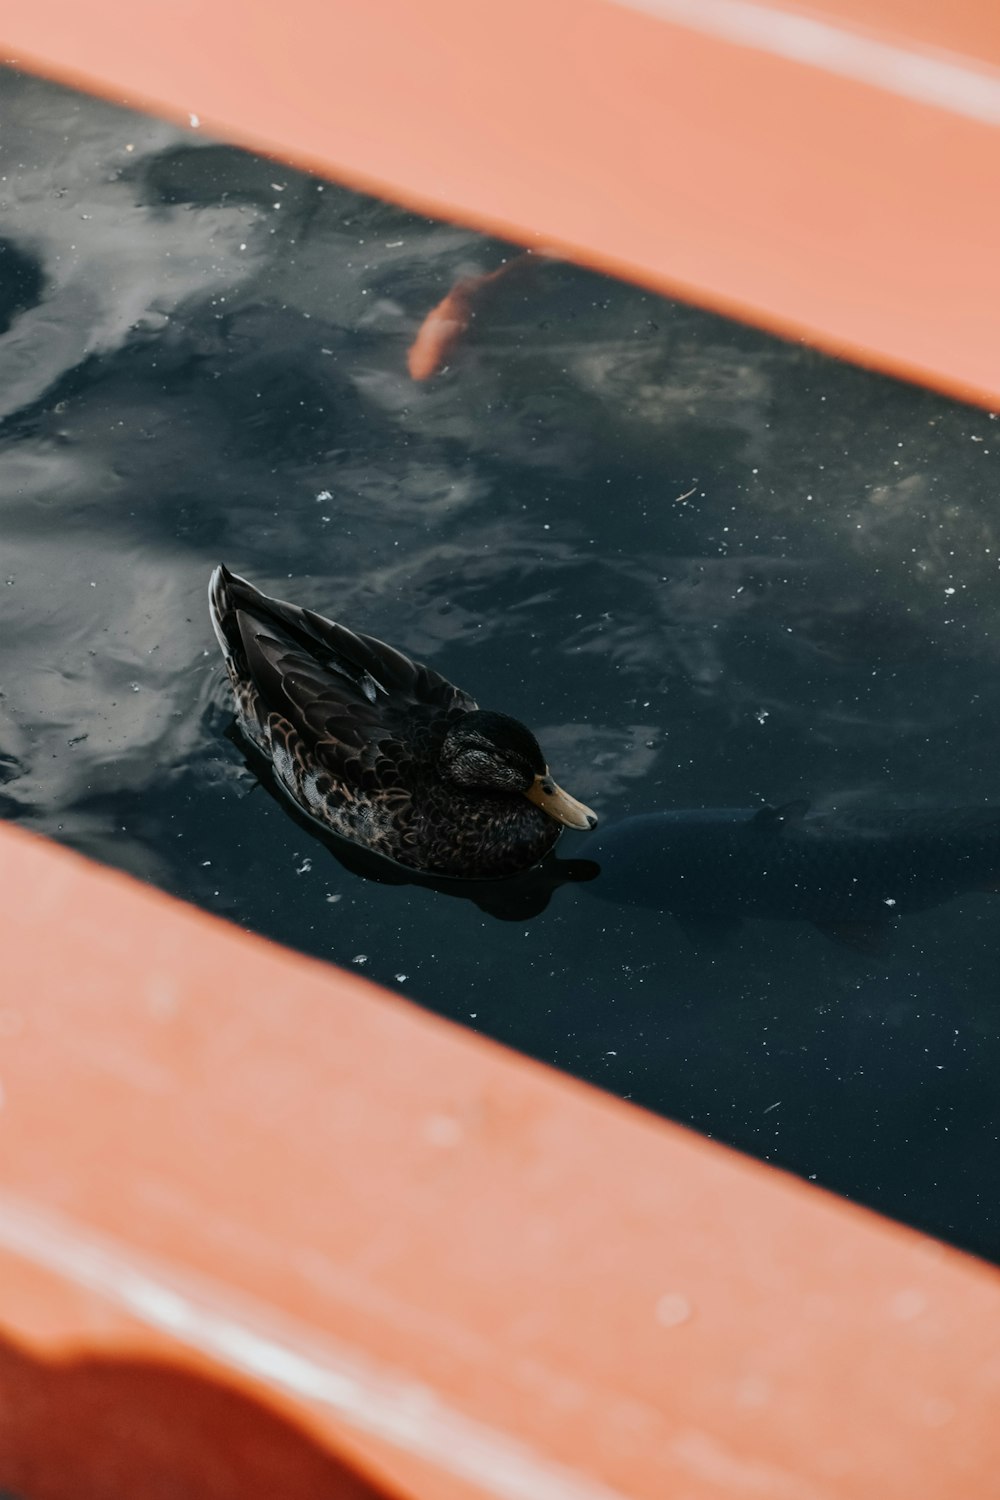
[231,729,1000,944]
[577,801,1000,951]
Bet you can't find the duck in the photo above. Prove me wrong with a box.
[208,565,597,879]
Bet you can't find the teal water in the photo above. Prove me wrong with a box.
[2,66,999,1260]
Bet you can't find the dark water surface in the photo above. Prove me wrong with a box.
[2,69,999,1260]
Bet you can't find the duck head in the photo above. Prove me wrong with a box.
[440,711,598,830]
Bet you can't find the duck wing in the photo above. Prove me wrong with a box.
[212,566,476,776]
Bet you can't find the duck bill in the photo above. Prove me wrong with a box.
[524,770,598,830]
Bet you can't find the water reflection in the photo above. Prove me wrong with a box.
[1,66,1000,1259]
[581,803,1000,952]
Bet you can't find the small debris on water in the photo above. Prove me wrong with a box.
[884,897,897,907]
[295,858,312,875]
[351,953,368,965]
[395,973,408,983]
[326,893,342,904]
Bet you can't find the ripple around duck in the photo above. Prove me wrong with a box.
[1,65,1000,1262]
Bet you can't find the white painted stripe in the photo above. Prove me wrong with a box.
[0,1193,630,1500]
[614,0,1000,126]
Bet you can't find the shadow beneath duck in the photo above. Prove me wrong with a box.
[577,801,1000,952]
[227,725,598,922]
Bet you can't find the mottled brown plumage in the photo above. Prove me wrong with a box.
[209,566,596,879]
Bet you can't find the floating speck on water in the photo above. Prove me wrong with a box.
[884,897,897,907]
[755,709,769,725]
[67,734,88,747]
[129,682,140,692]
[201,860,211,867]
[395,973,408,983]
[316,489,332,501]
[295,858,312,875]
[351,953,368,966]
[4,577,12,586]
[326,893,342,904]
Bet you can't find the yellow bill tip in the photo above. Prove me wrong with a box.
[524,771,597,831]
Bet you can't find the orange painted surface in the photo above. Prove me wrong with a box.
[810,0,1000,63]
[3,0,1000,407]
[1,819,999,1497]
[0,1311,403,1500]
